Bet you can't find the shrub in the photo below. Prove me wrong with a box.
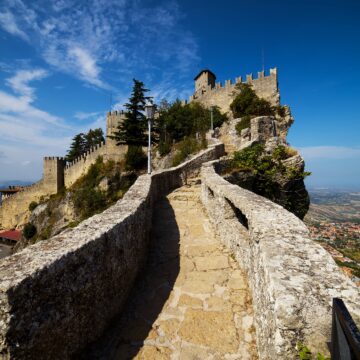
[23,223,37,240]
[155,100,227,145]
[230,83,275,119]
[125,145,147,170]
[172,136,207,167]
[29,201,38,211]
[235,116,251,136]
[273,145,298,161]
[158,139,172,156]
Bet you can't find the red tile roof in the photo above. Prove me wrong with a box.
[0,230,21,242]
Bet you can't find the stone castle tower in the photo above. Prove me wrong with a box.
[106,110,126,154]
[194,69,216,97]
[188,68,280,113]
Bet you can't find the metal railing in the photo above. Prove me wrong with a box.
[331,298,360,359]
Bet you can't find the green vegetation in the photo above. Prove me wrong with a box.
[335,259,360,278]
[29,201,38,211]
[155,99,227,162]
[23,223,37,240]
[296,343,330,360]
[110,79,151,170]
[66,128,105,162]
[235,116,251,135]
[27,156,136,243]
[124,145,147,170]
[71,156,136,220]
[227,144,311,218]
[231,83,287,135]
[172,136,207,167]
[156,100,227,145]
[230,83,274,119]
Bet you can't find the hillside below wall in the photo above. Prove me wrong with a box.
[0,142,224,359]
[0,180,46,230]
[64,143,127,188]
[200,161,360,359]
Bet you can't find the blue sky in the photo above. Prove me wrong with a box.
[0,0,359,189]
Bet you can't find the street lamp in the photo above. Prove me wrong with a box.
[210,106,214,132]
[145,102,155,174]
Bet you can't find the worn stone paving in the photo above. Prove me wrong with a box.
[85,181,257,359]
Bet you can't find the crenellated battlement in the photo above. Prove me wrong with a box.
[65,141,106,170]
[189,68,279,113]
[0,180,44,205]
[44,156,66,161]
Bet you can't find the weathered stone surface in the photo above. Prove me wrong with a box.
[178,308,238,353]
[81,181,257,359]
[0,142,225,358]
[194,255,229,271]
[201,161,360,359]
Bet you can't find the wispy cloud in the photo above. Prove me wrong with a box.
[0,10,29,41]
[74,111,101,120]
[6,69,48,101]
[299,146,360,159]
[0,0,199,96]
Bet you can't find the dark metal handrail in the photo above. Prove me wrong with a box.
[331,298,360,359]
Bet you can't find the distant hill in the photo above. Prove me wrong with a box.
[305,189,360,223]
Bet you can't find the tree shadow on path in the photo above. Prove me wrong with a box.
[80,197,180,359]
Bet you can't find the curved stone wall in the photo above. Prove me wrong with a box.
[200,161,360,359]
[0,142,225,359]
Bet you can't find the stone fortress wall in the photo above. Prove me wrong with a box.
[0,141,225,359]
[200,160,360,359]
[0,157,66,230]
[184,68,280,113]
[0,111,126,230]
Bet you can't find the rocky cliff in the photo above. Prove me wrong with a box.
[218,110,310,219]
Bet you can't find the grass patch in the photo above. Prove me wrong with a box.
[172,136,207,167]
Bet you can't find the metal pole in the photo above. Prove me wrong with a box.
[210,107,214,132]
[147,117,151,174]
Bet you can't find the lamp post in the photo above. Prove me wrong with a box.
[210,106,214,132]
[145,102,155,174]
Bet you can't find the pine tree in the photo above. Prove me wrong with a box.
[84,128,105,151]
[111,79,152,147]
[66,133,86,162]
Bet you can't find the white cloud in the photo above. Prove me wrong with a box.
[0,10,29,41]
[6,69,48,101]
[74,111,101,120]
[299,146,360,159]
[0,0,199,95]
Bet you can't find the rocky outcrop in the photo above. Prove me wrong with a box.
[220,112,310,219]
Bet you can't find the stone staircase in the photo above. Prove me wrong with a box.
[83,180,257,359]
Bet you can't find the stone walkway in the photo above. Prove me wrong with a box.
[84,181,257,359]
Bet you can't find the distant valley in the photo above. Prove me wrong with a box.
[305,189,360,223]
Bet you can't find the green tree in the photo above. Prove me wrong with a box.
[230,83,274,119]
[111,79,152,147]
[66,133,86,162]
[84,128,105,151]
[23,223,37,240]
[110,79,152,169]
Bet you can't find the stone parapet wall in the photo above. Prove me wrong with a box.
[200,161,360,359]
[0,141,224,359]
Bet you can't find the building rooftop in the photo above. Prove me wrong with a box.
[194,69,216,81]
[0,230,21,242]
